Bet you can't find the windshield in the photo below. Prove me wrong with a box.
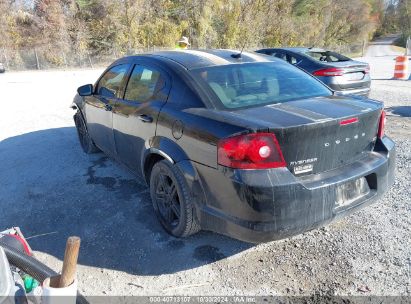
[191,62,332,109]
[305,51,351,62]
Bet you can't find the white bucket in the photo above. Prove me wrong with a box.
[42,275,77,304]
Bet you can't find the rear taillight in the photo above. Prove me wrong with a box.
[365,65,370,74]
[378,110,386,138]
[312,67,344,77]
[218,133,286,169]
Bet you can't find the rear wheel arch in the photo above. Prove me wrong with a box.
[142,140,204,236]
[142,137,205,201]
[149,159,201,237]
[142,136,189,181]
[142,138,208,232]
[143,152,169,184]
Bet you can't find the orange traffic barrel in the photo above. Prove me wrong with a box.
[393,56,409,80]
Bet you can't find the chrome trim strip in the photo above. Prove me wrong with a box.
[150,148,174,164]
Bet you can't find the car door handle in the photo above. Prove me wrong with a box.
[104,104,112,111]
[138,114,153,123]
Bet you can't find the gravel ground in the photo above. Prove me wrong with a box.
[0,51,410,298]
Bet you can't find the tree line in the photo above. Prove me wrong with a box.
[0,0,403,69]
[377,0,410,47]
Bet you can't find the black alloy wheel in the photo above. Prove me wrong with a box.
[150,160,200,237]
[154,173,181,228]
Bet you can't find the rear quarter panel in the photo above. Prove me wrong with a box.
[155,83,245,168]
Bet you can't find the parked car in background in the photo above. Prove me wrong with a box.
[256,47,371,96]
[72,50,394,243]
[0,63,5,73]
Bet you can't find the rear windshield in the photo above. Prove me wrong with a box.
[191,62,332,109]
[305,51,351,62]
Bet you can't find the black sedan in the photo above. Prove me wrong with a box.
[72,50,395,243]
[256,47,371,96]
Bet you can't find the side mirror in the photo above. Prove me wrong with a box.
[77,84,93,96]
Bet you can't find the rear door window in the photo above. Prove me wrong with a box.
[124,65,164,102]
[96,64,130,98]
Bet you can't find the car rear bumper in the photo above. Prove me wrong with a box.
[334,87,370,96]
[315,75,371,96]
[194,136,395,243]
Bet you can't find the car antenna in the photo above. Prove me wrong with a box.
[231,42,246,59]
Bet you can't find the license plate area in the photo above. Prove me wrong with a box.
[335,177,370,208]
[344,72,364,81]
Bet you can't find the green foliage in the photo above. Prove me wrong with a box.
[377,0,410,41]
[398,0,411,42]
[1,0,389,68]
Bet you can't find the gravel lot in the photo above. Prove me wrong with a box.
[0,46,410,298]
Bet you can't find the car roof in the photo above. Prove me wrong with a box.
[121,49,278,70]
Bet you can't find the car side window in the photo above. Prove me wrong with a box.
[96,64,130,98]
[265,51,276,56]
[124,65,164,102]
[262,51,287,61]
[274,52,287,61]
[287,54,296,64]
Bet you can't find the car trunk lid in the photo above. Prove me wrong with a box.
[320,61,370,89]
[233,96,382,175]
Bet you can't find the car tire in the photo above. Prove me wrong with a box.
[74,111,99,154]
[150,160,200,238]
